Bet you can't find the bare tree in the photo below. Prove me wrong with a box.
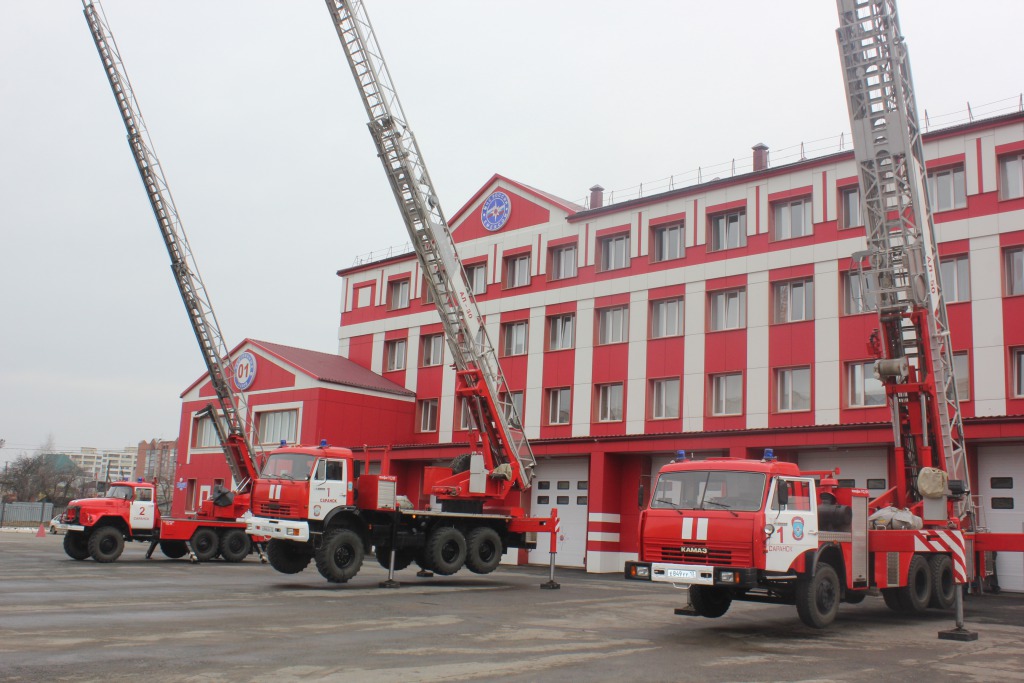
[0,440,84,505]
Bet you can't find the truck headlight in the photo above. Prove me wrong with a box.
[763,523,775,536]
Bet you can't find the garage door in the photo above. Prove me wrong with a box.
[529,458,589,568]
[799,449,888,493]
[978,445,1024,593]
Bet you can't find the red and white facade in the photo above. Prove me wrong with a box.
[176,113,1024,589]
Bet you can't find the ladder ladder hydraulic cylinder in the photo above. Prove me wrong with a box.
[83,0,262,490]
[835,0,970,519]
[325,0,535,489]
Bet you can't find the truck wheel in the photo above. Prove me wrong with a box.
[689,586,732,618]
[895,554,932,613]
[219,529,252,563]
[159,540,188,559]
[425,526,467,576]
[465,527,502,574]
[266,539,312,574]
[796,564,840,628]
[928,554,956,610]
[190,528,220,562]
[87,526,125,563]
[63,531,90,561]
[315,528,364,583]
[375,545,413,571]
[449,453,472,474]
[881,588,903,612]
[843,590,867,604]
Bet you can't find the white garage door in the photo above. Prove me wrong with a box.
[978,445,1024,593]
[529,458,589,568]
[798,449,888,493]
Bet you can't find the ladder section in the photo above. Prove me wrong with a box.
[82,0,262,489]
[324,0,535,489]
[836,0,970,517]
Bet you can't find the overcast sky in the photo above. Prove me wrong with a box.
[1,1,1020,461]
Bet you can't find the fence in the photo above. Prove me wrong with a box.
[0,501,61,528]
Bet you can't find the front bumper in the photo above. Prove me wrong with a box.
[247,516,310,542]
[625,561,757,588]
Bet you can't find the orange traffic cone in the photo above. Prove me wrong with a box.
[36,524,47,537]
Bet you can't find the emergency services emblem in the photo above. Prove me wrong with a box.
[233,351,257,391]
[792,516,805,541]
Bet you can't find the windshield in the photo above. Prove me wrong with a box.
[105,485,134,501]
[261,453,316,481]
[651,470,766,512]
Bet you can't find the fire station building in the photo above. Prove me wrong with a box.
[177,112,1024,590]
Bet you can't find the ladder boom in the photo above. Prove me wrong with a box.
[83,0,262,491]
[325,0,535,489]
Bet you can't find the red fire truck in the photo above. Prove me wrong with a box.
[625,0,1024,630]
[246,0,560,585]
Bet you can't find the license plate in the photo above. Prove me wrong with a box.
[666,569,698,579]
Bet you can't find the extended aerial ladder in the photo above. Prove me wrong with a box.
[836,0,972,522]
[83,0,262,493]
[324,0,536,496]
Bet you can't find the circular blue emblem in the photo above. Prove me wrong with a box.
[233,351,257,391]
[480,191,512,232]
[792,516,805,541]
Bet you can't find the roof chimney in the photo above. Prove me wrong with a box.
[752,143,769,172]
[589,184,605,209]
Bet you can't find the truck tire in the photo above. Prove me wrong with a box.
[190,528,220,562]
[63,531,90,561]
[689,586,732,618]
[465,527,502,574]
[88,526,125,563]
[425,526,467,576]
[374,545,413,571]
[159,540,188,559]
[449,453,472,474]
[928,554,956,610]
[266,539,312,574]
[796,564,840,628]
[315,528,364,583]
[219,529,251,563]
[894,554,932,613]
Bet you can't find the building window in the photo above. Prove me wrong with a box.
[548,313,575,351]
[711,373,743,416]
[848,361,885,408]
[499,391,524,427]
[501,320,528,356]
[709,210,746,251]
[547,387,571,425]
[421,276,436,304]
[385,339,407,371]
[596,383,624,422]
[652,222,685,262]
[388,279,410,310]
[354,286,372,308]
[505,254,531,289]
[193,415,221,449]
[709,288,746,331]
[1013,348,1024,397]
[598,305,629,345]
[843,271,875,315]
[459,398,478,431]
[421,334,444,367]
[651,378,680,419]
[1005,248,1024,296]
[775,367,811,412]
[926,165,966,212]
[651,298,684,338]
[186,479,197,512]
[257,409,298,445]
[951,352,970,401]
[550,244,577,280]
[939,255,970,303]
[599,233,630,271]
[841,186,862,228]
[1000,153,1024,200]
[465,262,487,295]
[418,399,439,432]
[773,198,813,240]
[773,279,814,323]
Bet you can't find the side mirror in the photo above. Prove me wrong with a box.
[637,483,646,509]
[776,479,789,507]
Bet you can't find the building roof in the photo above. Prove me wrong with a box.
[248,340,414,397]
